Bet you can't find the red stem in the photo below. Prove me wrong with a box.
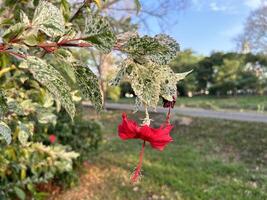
[5,51,26,59]
[0,36,123,57]
[165,107,171,125]
[131,140,146,183]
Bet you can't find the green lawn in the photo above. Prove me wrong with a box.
[110,95,267,112]
[67,110,267,200]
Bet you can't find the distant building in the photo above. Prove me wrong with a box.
[241,40,251,54]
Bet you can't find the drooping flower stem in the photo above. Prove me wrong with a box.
[165,107,171,125]
[131,140,146,183]
[142,106,151,126]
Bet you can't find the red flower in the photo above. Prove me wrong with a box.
[49,134,57,144]
[118,113,173,151]
[118,113,173,183]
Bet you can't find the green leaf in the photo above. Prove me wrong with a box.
[0,121,11,145]
[60,0,71,21]
[73,65,103,111]
[14,187,26,200]
[84,14,116,53]
[0,90,8,117]
[32,1,65,37]
[122,34,179,65]
[2,23,26,42]
[134,0,141,14]
[24,56,76,120]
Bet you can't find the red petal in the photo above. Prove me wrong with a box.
[148,125,173,151]
[140,125,173,151]
[118,113,139,140]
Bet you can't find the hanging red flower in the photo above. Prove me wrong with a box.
[119,113,173,150]
[118,111,173,183]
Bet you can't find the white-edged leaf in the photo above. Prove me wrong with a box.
[20,11,30,25]
[2,23,26,42]
[32,1,65,37]
[122,34,179,65]
[0,121,11,145]
[17,122,30,145]
[37,110,57,125]
[84,14,116,53]
[73,65,103,111]
[24,56,76,120]
[176,70,193,81]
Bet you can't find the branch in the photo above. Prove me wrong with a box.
[70,3,86,22]
[0,36,123,60]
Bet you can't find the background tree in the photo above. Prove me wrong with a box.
[236,0,267,53]
[170,49,202,96]
[170,50,267,96]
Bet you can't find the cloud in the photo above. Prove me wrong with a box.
[209,2,228,11]
[192,0,203,10]
[243,0,262,8]
[192,0,236,13]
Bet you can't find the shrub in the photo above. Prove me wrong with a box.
[107,86,121,101]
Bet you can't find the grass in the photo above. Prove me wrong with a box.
[109,95,267,112]
[56,110,267,200]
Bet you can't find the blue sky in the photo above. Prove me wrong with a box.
[141,0,263,55]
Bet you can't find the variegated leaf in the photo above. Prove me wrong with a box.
[84,14,116,53]
[110,58,191,110]
[122,34,179,65]
[73,65,103,111]
[176,70,193,81]
[32,1,65,37]
[0,121,11,145]
[2,23,26,42]
[109,60,132,86]
[20,11,30,25]
[17,122,30,145]
[24,56,76,120]
[154,34,180,65]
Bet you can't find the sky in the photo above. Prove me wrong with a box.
[141,0,264,55]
